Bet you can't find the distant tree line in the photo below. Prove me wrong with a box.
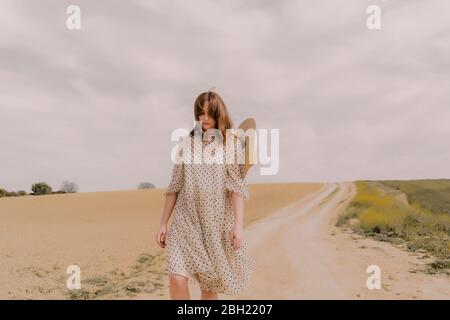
[0,180,157,198]
[137,182,155,189]
[0,180,79,197]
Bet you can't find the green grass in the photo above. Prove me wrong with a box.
[380,179,450,215]
[337,180,450,274]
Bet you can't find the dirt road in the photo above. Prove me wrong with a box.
[141,182,449,299]
[222,182,450,299]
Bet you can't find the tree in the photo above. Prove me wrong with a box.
[61,181,79,193]
[31,182,52,195]
[138,182,155,190]
[0,188,7,198]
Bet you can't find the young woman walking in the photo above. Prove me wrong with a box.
[155,89,254,300]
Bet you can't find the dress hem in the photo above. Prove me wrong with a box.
[167,269,252,296]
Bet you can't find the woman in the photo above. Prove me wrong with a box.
[155,89,254,300]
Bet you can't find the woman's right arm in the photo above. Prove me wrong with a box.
[155,193,177,248]
[156,162,183,249]
[156,138,185,248]
[160,193,177,226]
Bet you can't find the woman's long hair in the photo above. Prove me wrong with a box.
[189,89,234,145]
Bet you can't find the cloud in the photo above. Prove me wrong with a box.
[1,0,449,192]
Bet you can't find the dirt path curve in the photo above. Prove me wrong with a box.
[224,182,450,300]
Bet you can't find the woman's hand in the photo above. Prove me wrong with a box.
[231,224,244,250]
[156,224,167,248]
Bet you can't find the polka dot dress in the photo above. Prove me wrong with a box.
[163,132,255,296]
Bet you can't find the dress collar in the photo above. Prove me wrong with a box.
[192,122,223,144]
[202,128,223,143]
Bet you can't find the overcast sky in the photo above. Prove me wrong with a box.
[1,0,449,192]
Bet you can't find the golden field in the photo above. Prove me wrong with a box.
[0,183,322,299]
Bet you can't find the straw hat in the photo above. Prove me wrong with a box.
[235,117,257,178]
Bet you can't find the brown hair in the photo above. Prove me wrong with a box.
[189,89,235,145]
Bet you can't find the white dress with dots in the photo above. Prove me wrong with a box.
[163,132,255,295]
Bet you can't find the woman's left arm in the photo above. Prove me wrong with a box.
[231,191,245,250]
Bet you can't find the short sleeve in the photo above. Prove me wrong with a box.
[225,137,250,200]
[163,139,184,196]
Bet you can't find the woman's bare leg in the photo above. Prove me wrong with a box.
[169,274,190,300]
[200,288,218,300]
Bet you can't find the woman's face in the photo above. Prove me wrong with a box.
[198,102,216,131]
